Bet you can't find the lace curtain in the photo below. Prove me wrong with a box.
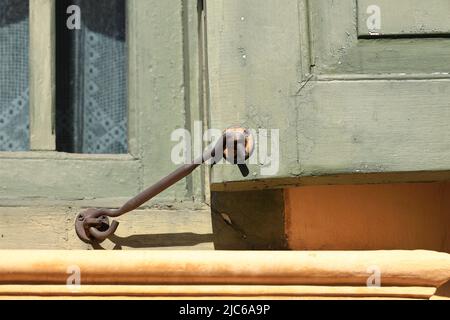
[0,0,127,153]
[56,0,127,154]
[0,0,29,151]
[0,0,128,153]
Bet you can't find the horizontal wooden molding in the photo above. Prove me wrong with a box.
[0,250,449,287]
[0,285,437,300]
[210,171,450,192]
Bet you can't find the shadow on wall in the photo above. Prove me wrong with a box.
[92,233,213,250]
[211,190,288,250]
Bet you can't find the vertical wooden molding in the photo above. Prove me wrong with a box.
[29,0,56,151]
[200,0,211,205]
[182,0,207,202]
[299,0,312,79]
[133,0,194,201]
[126,0,139,159]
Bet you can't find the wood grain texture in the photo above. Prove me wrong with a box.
[209,78,450,186]
[0,206,213,250]
[336,39,450,75]
[296,80,450,176]
[206,0,306,185]
[285,182,450,253]
[129,0,199,202]
[0,158,140,199]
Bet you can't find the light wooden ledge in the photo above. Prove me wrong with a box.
[0,285,435,300]
[0,250,449,299]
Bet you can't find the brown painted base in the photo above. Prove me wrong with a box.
[285,181,450,252]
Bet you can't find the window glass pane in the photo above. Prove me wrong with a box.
[0,0,29,151]
[56,0,127,154]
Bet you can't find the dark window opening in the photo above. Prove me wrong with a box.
[56,0,127,154]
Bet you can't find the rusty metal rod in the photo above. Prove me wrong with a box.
[75,127,254,243]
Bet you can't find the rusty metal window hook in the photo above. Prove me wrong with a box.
[75,127,255,243]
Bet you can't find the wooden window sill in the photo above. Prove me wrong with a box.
[0,250,448,299]
[0,204,213,250]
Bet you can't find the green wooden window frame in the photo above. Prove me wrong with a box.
[0,0,207,203]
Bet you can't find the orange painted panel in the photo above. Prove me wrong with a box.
[285,182,450,252]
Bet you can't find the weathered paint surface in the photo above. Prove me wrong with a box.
[310,0,450,74]
[0,0,205,203]
[0,1,209,250]
[0,204,213,250]
[357,0,450,37]
[2,0,450,253]
[129,0,198,202]
[0,157,141,199]
[206,0,306,187]
[207,0,450,189]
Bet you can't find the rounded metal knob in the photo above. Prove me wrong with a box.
[222,126,255,164]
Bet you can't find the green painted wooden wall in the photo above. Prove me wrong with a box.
[207,0,450,191]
